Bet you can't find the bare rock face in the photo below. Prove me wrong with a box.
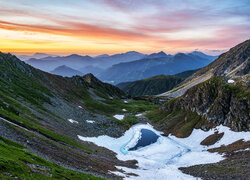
[187,39,250,81]
[162,76,249,131]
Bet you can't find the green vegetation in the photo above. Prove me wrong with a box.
[194,76,250,100]
[0,136,103,180]
[115,115,139,128]
[84,94,158,116]
[0,109,92,152]
[146,109,208,137]
[225,83,250,99]
[119,75,183,97]
[0,53,53,111]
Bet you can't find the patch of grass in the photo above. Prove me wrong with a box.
[84,95,158,116]
[0,136,104,180]
[125,100,158,113]
[115,115,139,128]
[145,109,170,123]
[0,136,25,149]
[146,109,209,137]
[0,109,92,153]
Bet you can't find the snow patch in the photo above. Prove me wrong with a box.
[113,115,125,120]
[78,106,83,109]
[86,120,95,124]
[234,148,250,153]
[68,119,78,124]
[122,109,127,112]
[227,79,235,83]
[78,124,250,180]
[124,100,128,103]
[135,113,143,117]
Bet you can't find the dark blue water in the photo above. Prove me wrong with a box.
[129,129,159,151]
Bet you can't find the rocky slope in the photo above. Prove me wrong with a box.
[0,52,144,179]
[161,76,249,132]
[160,39,250,98]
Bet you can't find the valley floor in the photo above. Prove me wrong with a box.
[78,123,250,180]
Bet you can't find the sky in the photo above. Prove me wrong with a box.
[0,0,249,55]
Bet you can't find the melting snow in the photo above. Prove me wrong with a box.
[114,115,125,120]
[86,120,95,124]
[135,113,143,117]
[227,79,235,83]
[78,124,250,180]
[68,119,78,124]
[234,148,250,153]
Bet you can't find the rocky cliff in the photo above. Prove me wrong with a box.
[161,76,249,131]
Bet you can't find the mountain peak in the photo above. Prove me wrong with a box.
[189,51,210,58]
[50,65,83,77]
[54,65,70,70]
[95,54,109,58]
[33,53,50,56]
[147,51,167,58]
[126,51,139,54]
[67,54,82,58]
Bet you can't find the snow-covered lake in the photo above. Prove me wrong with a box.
[78,123,250,179]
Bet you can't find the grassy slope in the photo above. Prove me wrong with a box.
[146,109,212,137]
[0,136,103,180]
[120,75,184,97]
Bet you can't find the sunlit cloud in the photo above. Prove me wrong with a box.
[0,0,249,55]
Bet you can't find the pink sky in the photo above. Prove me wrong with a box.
[0,0,249,55]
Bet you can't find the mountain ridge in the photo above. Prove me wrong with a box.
[98,52,216,84]
[50,65,84,77]
[160,39,250,98]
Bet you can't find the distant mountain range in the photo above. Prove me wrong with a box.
[23,50,217,84]
[98,51,217,84]
[26,51,146,72]
[16,53,57,61]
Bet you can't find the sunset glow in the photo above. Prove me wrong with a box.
[0,0,249,55]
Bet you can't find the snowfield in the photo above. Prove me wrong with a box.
[86,120,95,123]
[78,123,250,180]
[113,114,125,120]
[227,79,235,83]
[68,119,78,124]
[135,113,143,117]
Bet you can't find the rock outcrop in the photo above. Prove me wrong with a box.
[162,76,249,131]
